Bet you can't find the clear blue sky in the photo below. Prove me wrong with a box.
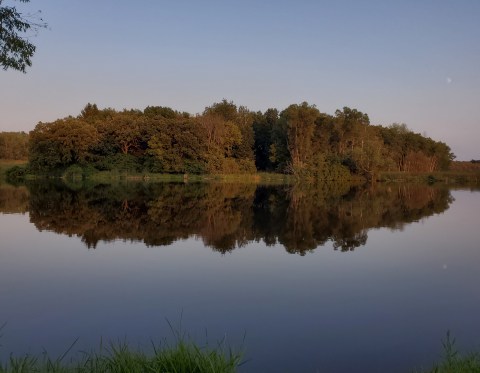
[1,0,479,160]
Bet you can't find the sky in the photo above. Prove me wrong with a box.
[1,0,479,160]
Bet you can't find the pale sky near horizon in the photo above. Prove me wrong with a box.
[1,0,479,160]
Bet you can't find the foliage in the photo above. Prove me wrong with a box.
[415,332,480,373]
[94,153,142,172]
[5,164,25,181]
[144,105,189,119]
[281,102,319,175]
[0,159,26,184]
[0,131,28,159]
[29,118,98,172]
[26,101,455,180]
[0,0,47,72]
[147,118,209,174]
[0,338,242,373]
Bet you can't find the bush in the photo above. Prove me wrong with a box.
[5,165,26,181]
[63,164,84,179]
[94,153,142,172]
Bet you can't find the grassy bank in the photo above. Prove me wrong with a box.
[418,353,480,373]
[3,164,295,185]
[3,160,480,187]
[378,170,480,185]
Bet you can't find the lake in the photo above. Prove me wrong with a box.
[0,180,479,372]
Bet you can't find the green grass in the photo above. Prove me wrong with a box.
[0,330,478,372]
[0,339,243,373]
[415,333,480,373]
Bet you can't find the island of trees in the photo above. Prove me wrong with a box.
[3,100,455,180]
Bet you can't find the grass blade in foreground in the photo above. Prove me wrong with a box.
[0,338,243,373]
[414,332,480,373]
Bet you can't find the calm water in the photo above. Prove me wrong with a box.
[0,181,479,372]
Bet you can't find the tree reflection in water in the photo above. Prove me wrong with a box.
[1,181,453,254]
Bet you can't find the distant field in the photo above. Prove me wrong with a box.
[450,160,480,172]
[378,170,480,184]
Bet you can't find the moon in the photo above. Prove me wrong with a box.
[446,77,452,84]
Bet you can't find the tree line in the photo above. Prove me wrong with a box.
[0,131,29,159]
[26,100,455,179]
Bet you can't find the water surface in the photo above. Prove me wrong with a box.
[0,181,479,372]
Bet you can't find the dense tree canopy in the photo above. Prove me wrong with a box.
[0,131,28,159]
[26,101,455,178]
[0,0,46,72]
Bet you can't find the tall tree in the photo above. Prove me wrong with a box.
[334,107,370,155]
[281,102,320,174]
[202,100,256,172]
[253,108,277,171]
[203,99,238,122]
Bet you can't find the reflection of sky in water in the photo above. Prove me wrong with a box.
[0,190,479,373]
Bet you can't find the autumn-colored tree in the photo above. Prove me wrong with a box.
[0,131,29,159]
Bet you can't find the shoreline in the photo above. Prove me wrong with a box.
[1,159,479,186]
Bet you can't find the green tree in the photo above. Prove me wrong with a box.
[281,102,320,175]
[334,107,370,156]
[80,103,100,121]
[144,106,187,119]
[29,118,98,171]
[203,99,238,122]
[253,108,277,171]
[234,106,254,158]
[350,126,385,179]
[94,110,143,156]
[147,118,208,173]
[380,124,454,172]
[269,113,289,172]
[22,101,457,178]
[196,112,244,173]
[203,100,256,172]
[0,0,47,72]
